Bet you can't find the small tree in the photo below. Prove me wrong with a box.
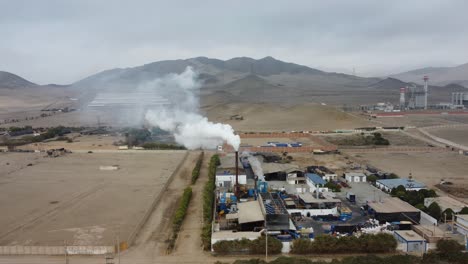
[459,207,468,214]
[427,202,442,220]
[436,239,464,256]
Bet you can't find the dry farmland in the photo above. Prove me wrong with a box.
[0,150,187,247]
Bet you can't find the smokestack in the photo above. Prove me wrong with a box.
[423,76,429,110]
[400,87,406,108]
[235,151,239,197]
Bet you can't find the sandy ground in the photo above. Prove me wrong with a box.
[353,151,468,190]
[20,134,123,151]
[204,103,373,132]
[376,114,468,127]
[425,125,468,146]
[0,151,187,246]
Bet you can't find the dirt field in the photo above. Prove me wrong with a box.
[203,103,372,132]
[425,125,468,146]
[375,114,468,127]
[20,134,124,151]
[0,151,187,246]
[353,151,468,198]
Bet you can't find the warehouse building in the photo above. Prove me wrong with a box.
[376,178,426,192]
[368,197,421,223]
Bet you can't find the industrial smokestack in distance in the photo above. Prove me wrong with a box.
[400,87,406,108]
[423,76,429,110]
[235,151,239,197]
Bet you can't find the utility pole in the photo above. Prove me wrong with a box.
[64,240,69,264]
[265,223,268,262]
[117,230,121,264]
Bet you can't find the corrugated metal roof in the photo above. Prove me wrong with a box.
[368,197,419,213]
[237,201,265,224]
[305,173,326,185]
[377,178,426,189]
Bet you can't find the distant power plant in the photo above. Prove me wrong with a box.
[400,76,429,110]
[451,92,468,107]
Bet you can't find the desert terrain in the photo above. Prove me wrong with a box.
[0,151,187,246]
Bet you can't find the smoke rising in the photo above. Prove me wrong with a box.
[244,153,265,181]
[144,67,241,150]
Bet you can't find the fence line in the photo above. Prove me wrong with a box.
[0,245,114,255]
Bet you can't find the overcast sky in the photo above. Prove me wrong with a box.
[1,0,468,84]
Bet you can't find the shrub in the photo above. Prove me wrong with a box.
[201,154,220,250]
[168,186,192,250]
[213,236,282,255]
[141,142,186,150]
[436,239,464,255]
[191,152,204,184]
[291,233,397,254]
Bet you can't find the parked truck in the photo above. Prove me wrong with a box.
[346,192,356,203]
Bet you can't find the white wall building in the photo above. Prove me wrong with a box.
[216,175,247,188]
[345,172,367,183]
[455,214,468,236]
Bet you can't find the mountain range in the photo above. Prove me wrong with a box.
[390,63,468,87]
[1,57,467,106]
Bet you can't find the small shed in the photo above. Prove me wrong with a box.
[394,230,428,253]
[345,172,366,183]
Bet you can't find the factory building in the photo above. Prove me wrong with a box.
[368,197,421,223]
[400,76,429,110]
[451,92,468,108]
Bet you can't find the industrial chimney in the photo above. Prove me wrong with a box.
[235,151,239,197]
[423,76,429,110]
[400,87,406,108]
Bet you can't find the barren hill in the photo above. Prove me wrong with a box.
[391,63,468,87]
[0,71,37,89]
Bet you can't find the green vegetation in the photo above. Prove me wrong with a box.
[390,187,439,218]
[168,186,192,250]
[223,236,467,264]
[459,207,468,214]
[2,126,74,146]
[213,236,282,255]
[372,133,390,145]
[191,152,204,184]
[427,202,442,221]
[291,233,397,254]
[329,132,390,146]
[201,154,220,250]
[8,126,33,133]
[233,245,468,264]
[325,181,341,192]
[141,142,186,150]
[367,175,379,183]
[124,128,151,146]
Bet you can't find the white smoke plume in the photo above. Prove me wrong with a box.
[245,153,265,181]
[144,67,241,150]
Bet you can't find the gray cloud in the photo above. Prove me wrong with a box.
[1,0,468,84]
